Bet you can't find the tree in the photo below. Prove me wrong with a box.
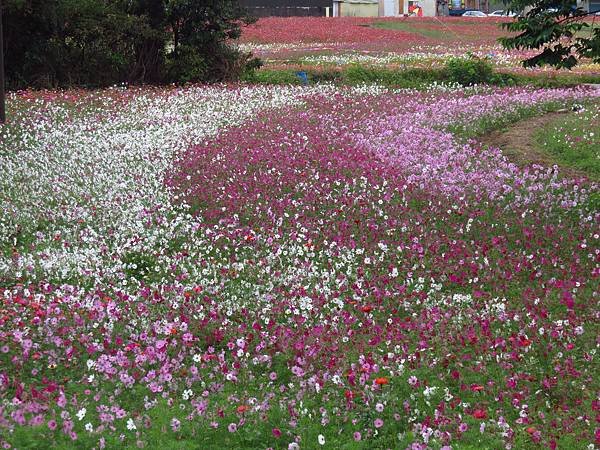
[3,0,162,87]
[2,0,258,88]
[165,0,259,82]
[500,0,600,69]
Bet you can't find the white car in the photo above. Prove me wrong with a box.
[488,9,517,16]
[462,10,488,16]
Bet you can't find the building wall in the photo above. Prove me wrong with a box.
[421,0,437,16]
[382,0,399,15]
[340,2,379,16]
[336,0,436,16]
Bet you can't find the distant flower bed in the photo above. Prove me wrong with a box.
[240,17,600,75]
[241,17,422,46]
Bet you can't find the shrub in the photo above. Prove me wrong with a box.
[444,54,494,86]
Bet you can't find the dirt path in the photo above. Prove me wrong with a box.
[478,110,588,179]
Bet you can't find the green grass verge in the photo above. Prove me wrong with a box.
[371,21,451,40]
[242,66,515,88]
[534,105,600,179]
[242,65,600,89]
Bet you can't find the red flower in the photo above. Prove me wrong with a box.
[472,409,487,419]
[375,377,389,385]
[517,336,531,347]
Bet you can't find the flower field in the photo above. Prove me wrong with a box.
[1,82,599,450]
[239,17,600,76]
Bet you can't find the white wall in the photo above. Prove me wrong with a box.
[383,0,398,15]
[422,0,436,15]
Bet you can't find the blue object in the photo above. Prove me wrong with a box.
[295,71,309,86]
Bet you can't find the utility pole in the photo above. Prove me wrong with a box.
[0,0,5,124]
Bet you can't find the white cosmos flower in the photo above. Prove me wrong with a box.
[76,408,86,421]
[127,418,137,431]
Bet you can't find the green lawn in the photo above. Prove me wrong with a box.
[535,103,600,179]
[371,21,453,40]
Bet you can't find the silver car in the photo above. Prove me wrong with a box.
[462,10,488,16]
[488,9,517,16]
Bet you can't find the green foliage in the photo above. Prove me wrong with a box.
[241,69,302,85]
[500,0,600,69]
[164,0,258,82]
[444,54,495,86]
[241,63,600,89]
[515,71,600,87]
[122,251,158,281]
[2,0,259,88]
[165,43,209,83]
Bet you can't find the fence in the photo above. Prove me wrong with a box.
[239,0,332,16]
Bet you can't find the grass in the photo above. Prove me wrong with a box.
[448,100,600,139]
[243,65,513,88]
[534,104,600,179]
[574,20,600,38]
[243,65,600,89]
[371,21,452,40]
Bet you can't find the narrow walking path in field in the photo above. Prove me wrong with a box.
[478,110,587,178]
[480,92,600,180]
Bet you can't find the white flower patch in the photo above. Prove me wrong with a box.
[0,85,329,284]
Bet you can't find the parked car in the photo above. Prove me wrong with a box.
[488,9,517,16]
[462,10,488,16]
